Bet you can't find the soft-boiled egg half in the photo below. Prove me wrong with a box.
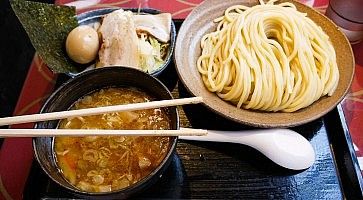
[66,25,99,64]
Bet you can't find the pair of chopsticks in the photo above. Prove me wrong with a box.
[0,97,206,137]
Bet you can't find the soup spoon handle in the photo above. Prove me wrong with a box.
[179,128,315,170]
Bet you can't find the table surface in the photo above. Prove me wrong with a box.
[0,0,363,199]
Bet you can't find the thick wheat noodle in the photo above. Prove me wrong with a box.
[197,0,339,112]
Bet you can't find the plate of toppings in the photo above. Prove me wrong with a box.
[11,0,176,76]
[71,8,176,76]
[174,0,354,127]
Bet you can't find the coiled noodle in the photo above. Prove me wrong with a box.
[197,0,339,112]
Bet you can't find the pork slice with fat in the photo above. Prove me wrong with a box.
[97,10,140,68]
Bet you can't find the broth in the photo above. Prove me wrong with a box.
[54,88,171,192]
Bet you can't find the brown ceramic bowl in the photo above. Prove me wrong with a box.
[174,0,354,128]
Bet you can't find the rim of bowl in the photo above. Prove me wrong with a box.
[66,8,176,78]
[33,67,179,196]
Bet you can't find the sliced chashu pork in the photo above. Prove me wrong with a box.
[97,9,140,68]
[134,13,171,43]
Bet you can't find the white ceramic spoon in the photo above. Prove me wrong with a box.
[179,128,315,170]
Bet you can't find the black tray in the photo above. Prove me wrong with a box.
[20,20,363,200]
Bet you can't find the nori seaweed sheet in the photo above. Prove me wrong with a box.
[10,0,79,73]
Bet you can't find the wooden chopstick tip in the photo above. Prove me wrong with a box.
[192,96,204,104]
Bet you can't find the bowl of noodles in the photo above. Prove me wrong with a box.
[174,0,354,127]
[33,67,179,199]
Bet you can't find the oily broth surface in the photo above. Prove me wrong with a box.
[54,88,171,193]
